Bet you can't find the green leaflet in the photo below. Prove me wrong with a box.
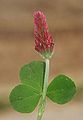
[47,74,76,104]
[9,84,40,113]
[19,61,45,93]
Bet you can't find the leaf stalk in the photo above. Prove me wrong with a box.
[37,59,49,120]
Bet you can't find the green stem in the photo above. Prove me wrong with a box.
[37,59,49,120]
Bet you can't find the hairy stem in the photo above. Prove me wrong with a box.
[37,59,49,120]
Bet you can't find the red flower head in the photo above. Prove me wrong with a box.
[33,11,54,59]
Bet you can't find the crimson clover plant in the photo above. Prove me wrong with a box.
[9,11,76,120]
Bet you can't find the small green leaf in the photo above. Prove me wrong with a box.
[47,74,76,104]
[19,61,45,93]
[9,84,40,113]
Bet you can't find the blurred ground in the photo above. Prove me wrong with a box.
[0,0,83,120]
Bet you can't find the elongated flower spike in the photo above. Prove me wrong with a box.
[33,11,54,59]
